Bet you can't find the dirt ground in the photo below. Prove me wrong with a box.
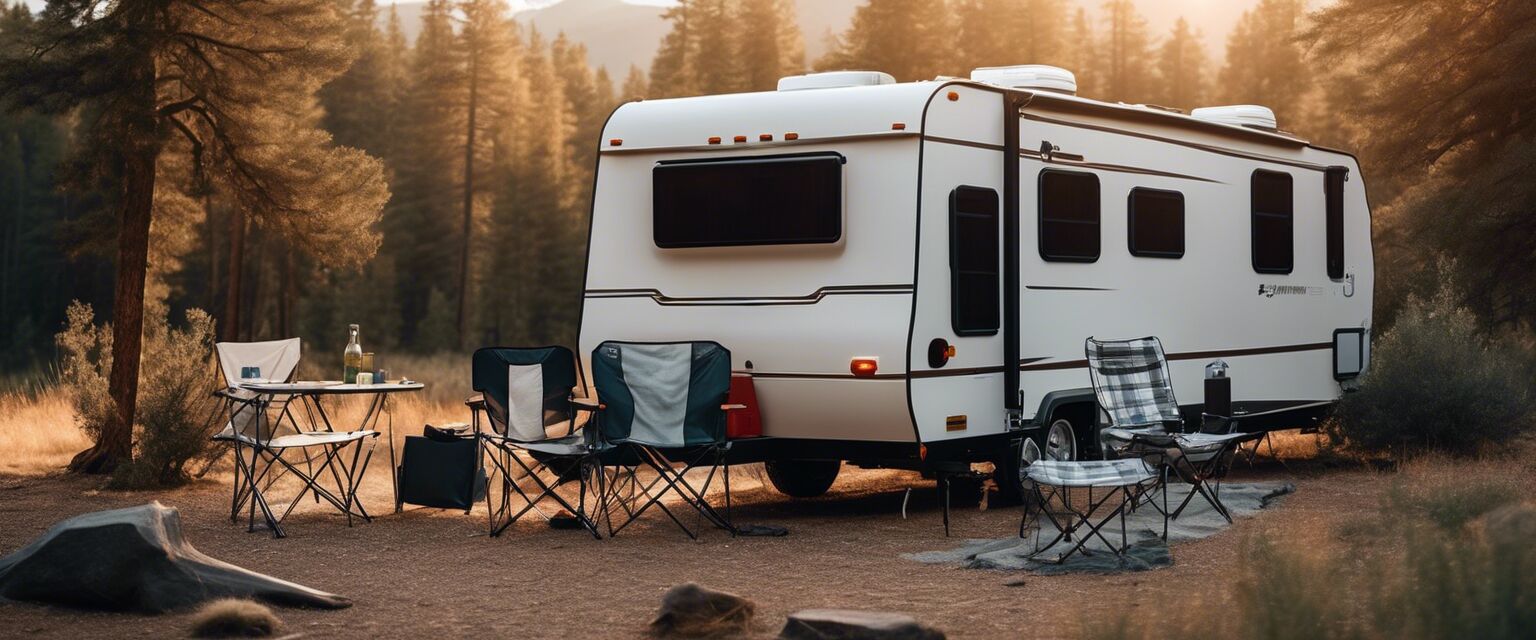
[0,438,1389,640]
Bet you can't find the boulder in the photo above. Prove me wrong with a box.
[0,502,350,613]
[650,582,755,637]
[780,609,944,640]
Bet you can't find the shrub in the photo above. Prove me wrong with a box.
[1327,272,1534,456]
[1081,467,1536,640]
[55,301,220,487]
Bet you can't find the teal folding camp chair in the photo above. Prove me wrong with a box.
[588,341,743,539]
[470,346,602,539]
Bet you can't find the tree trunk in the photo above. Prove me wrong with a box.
[456,52,478,351]
[70,91,160,475]
[221,209,245,340]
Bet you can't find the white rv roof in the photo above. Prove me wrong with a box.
[605,81,944,151]
[602,79,1312,154]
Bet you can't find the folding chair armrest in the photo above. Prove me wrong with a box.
[464,393,485,409]
[571,397,604,410]
[213,388,260,407]
[1200,413,1239,434]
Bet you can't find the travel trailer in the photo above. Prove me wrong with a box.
[576,65,1373,499]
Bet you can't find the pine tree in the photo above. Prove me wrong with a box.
[735,0,805,91]
[387,0,464,347]
[1062,8,1099,97]
[1218,0,1307,119]
[453,0,515,349]
[1153,18,1207,111]
[320,0,391,155]
[954,0,1068,72]
[1098,0,1154,103]
[818,0,952,82]
[0,0,389,473]
[650,0,700,97]
[621,64,649,101]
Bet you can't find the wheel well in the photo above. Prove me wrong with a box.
[1032,389,1100,459]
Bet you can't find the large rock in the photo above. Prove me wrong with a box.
[0,502,350,613]
[780,610,944,640]
[650,582,755,637]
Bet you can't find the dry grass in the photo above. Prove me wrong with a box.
[0,386,90,476]
[188,599,280,638]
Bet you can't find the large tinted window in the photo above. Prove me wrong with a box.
[950,186,1000,336]
[1039,169,1100,262]
[1325,167,1347,279]
[1251,170,1293,274]
[653,153,843,248]
[1128,188,1184,258]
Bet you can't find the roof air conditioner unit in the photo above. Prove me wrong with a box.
[777,71,896,91]
[969,65,1077,95]
[1190,105,1278,131]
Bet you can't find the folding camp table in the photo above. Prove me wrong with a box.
[242,381,424,518]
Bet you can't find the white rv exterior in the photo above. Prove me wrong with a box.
[577,67,1372,481]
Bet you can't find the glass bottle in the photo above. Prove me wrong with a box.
[344,324,362,384]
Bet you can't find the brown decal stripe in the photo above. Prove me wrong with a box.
[730,344,1333,381]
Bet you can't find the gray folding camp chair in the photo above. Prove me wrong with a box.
[1085,336,1259,524]
[470,345,602,539]
[211,339,379,538]
[588,341,743,539]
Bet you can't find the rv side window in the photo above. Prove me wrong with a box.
[652,152,844,248]
[1251,169,1293,274]
[1128,188,1184,258]
[1325,167,1348,280]
[949,186,1000,336]
[1038,169,1100,262]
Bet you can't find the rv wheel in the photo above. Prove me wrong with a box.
[765,460,842,498]
[1043,418,1078,462]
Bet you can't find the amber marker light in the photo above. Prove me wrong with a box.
[947,91,959,101]
[892,122,907,130]
[734,135,748,143]
[760,134,773,141]
[708,136,722,145]
[609,138,623,147]
[785,132,800,140]
[850,357,879,378]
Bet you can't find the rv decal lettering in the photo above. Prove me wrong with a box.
[1257,284,1323,298]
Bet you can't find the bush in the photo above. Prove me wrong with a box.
[1327,272,1534,456]
[1082,468,1536,640]
[55,301,220,487]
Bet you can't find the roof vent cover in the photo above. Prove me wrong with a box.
[1191,105,1278,131]
[969,65,1077,94]
[778,71,897,91]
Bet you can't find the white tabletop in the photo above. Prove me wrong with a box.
[241,381,425,395]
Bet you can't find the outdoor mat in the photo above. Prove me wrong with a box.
[905,481,1295,575]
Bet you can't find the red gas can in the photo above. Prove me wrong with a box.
[726,373,763,439]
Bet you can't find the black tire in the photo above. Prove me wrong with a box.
[993,435,1043,505]
[765,459,842,498]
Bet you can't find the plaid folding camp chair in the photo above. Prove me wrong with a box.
[1085,336,1260,524]
[1020,459,1166,563]
[211,339,379,538]
[589,341,743,539]
[470,346,602,539]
